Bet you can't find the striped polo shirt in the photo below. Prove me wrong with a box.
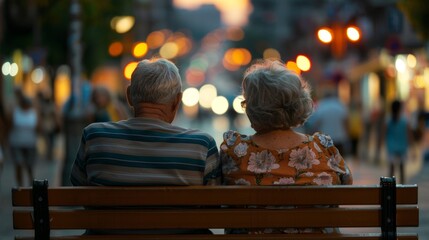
[70,117,221,186]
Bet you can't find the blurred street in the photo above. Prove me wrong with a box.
[1,117,428,239]
[1,0,429,239]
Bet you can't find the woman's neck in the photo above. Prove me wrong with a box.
[252,129,308,150]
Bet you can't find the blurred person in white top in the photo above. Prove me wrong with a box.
[8,88,39,186]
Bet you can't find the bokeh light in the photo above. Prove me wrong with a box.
[211,96,229,115]
[223,48,252,68]
[54,65,71,108]
[346,26,360,42]
[124,61,138,80]
[317,28,333,43]
[296,55,311,71]
[199,84,217,108]
[263,48,281,60]
[159,42,179,59]
[146,30,167,49]
[2,62,11,76]
[31,67,44,84]
[233,95,245,114]
[286,61,301,75]
[133,42,148,58]
[182,87,200,106]
[407,54,417,68]
[395,55,407,73]
[108,42,123,57]
[9,63,19,77]
[111,16,135,34]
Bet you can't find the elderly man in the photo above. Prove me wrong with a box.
[70,58,221,187]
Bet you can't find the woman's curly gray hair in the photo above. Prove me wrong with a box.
[242,59,313,133]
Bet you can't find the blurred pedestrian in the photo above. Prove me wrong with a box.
[410,97,427,143]
[348,100,364,161]
[89,86,112,122]
[220,59,352,234]
[89,85,131,123]
[311,88,349,155]
[383,99,412,184]
[8,88,39,186]
[36,91,61,161]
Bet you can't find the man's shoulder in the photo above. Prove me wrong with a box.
[175,126,216,141]
[85,121,118,130]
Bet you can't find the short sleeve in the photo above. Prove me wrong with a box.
[203,137,222,185]
[313,133,353,185]
[70,130,89,186]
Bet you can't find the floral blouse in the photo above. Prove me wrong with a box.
[220,131,353,234]
[220,130,353,187]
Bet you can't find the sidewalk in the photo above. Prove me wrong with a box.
[1,136,428,239]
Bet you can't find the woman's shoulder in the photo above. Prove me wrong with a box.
[222,130,251,147]
[309,132,336,150]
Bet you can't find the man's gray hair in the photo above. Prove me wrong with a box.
[129,58,182,105]
[242,59,313,132]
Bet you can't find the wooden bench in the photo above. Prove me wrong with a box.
[12,177,418,240]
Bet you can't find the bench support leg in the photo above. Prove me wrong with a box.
[33,179,50,240]
[380,176,397,240]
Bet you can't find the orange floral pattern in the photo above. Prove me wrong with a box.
[220,130,353,186]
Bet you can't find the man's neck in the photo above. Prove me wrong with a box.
[133,102,173,123]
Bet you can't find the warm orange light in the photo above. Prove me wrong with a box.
[224,48,251,67]
[317,28,333,43]
[346,26,360,42]
[108,42,123,57]
[133,42,148,58]
[239,48,252,65]
[232,49,245,65]
[296,55,311,72]
[54,70,71,108]
[286,61,301,75]
[146,31,166,49]
[223,58,240,71]
[124,61,138,80]
[174,37,193,56]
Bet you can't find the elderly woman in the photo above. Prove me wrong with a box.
[220,59,353,234]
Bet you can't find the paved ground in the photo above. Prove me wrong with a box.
[1,134,428,239]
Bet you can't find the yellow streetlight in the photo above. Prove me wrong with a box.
[317,28,333,43]
[317,25,361,58]
[346,26,360,42]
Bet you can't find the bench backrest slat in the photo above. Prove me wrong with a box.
[12,185,418,206]
[13,206,418,229]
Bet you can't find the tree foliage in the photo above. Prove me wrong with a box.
[2,0,132,74]
[398,0,429,41]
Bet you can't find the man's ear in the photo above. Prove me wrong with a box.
[172,92,182,111]
[126,86,133,107]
